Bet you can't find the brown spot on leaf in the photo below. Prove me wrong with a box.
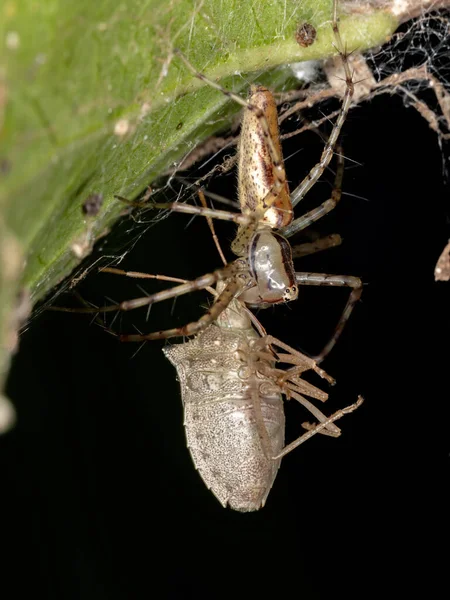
[82,193,103,216]
[296,22,316,48]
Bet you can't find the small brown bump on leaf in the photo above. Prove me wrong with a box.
[82,193,104,217]
[0,158,11,175]
[295,22,317,48]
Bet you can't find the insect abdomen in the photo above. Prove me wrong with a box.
[164,324,285,511]
[185,396,284,512]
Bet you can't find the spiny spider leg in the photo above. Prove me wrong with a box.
[281,147,361,364]
[101,267,190,283]
[99,267,218,296]
[290,0,354,208]
[120,277,245,341]
[137,142,344,255]
[115,195,256,228]
[197,189,228,266]
[291,234,342,259]
[281,146,344,239]
[294,273,363,363]
[115,202,248,342]
[117,198,272,342]
[51,261,244,315]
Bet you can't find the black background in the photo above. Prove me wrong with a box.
[3,54,449,598]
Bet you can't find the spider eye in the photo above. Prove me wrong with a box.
[283,286,298,301]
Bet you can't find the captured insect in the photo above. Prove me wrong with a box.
[164,279,362,511]
[55,0,362,364]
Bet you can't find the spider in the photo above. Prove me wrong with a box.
[54,0,362,364]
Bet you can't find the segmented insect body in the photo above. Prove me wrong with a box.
[164,287,361,511]
[164,299,283,511]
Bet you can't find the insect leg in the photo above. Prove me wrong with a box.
[272,396,363,460]
[257,335,336,385]
[288,389,341,437]
[256,360,329,402]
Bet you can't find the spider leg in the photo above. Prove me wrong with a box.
[290,0,354,209]
[291,233,342,259]
[115,195,254,228]
[197,189,228,266]
[295,272,363,363]
[50,261,243,314]
[119,277,245,341]
[99,267,217,296]
[281,146,344,239]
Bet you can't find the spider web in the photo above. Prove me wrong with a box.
[365,11,450,165]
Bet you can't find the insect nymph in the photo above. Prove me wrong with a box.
[164,283,362,512]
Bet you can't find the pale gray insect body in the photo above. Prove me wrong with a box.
[163,288,362,512]
[164,297,284,512]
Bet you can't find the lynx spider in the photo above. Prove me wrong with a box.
[55,0,362,363]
